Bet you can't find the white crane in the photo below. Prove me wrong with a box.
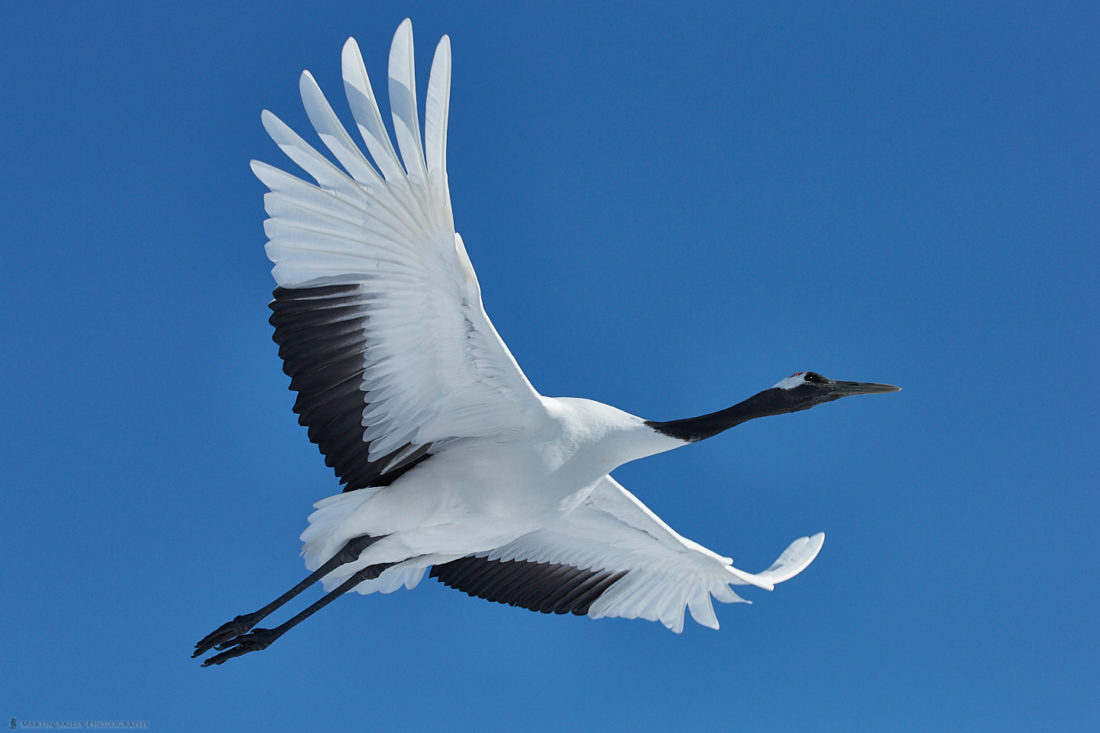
[194,19,898,667]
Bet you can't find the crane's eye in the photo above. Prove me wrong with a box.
[804,372,824,383]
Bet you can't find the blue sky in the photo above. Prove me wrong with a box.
[2,1,1096,730]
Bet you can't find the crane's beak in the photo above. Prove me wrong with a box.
[828,379,901,396]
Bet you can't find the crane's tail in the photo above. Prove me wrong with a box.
[299,489,428,594]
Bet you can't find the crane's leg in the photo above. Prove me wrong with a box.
[199,560,397,667]
[192,533,380,658]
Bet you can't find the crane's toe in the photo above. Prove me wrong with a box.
[192,612,264,657]
[199,627,282,667]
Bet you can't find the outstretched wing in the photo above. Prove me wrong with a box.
[431,476,824,632]
[255,20,546,491]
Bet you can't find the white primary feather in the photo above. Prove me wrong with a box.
[387,19,429,182]
[340,38,405,182]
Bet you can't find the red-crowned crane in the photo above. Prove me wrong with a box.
[194,19,898,666]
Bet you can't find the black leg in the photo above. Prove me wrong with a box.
[199,561,396,667]
[193,534,379,658]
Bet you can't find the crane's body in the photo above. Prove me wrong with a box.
[299,398,680,585]
[194,19,898,667]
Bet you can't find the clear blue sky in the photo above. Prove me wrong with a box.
[2,1,1096,730]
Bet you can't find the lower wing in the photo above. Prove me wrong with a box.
[430,476,824,632]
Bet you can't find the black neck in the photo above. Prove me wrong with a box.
[645,388,806,443]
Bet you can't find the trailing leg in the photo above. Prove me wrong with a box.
[199,560,397,666]
[193,534,380,658]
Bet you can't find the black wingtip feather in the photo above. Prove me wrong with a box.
[430,556,627,617]
[270,284,433,491]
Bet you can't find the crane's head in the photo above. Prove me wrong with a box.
[769,371,900,412]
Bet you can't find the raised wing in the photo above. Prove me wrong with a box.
[255,20,546,490]
[431,476,824,632]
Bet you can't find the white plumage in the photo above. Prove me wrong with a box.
[199,20,893,666]
[257,19,820,632]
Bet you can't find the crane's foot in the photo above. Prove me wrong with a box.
[199,627,283,667]
[193,611,264,658]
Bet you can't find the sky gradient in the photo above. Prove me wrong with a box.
[2,2,1097,730]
